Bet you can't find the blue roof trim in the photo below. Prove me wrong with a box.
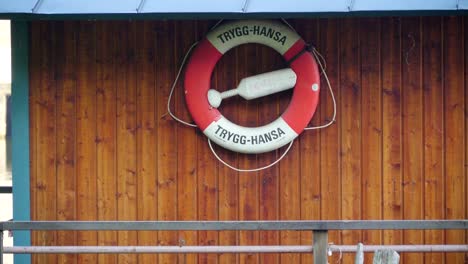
[0,0,466,15]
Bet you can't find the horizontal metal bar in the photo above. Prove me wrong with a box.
[0,186,12,193]
[4,246,311,254]
[3,245,468,254]
[330,245,468,253]
[1,220,467,231]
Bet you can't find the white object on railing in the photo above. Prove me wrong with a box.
[373,249,400,264]
[355,243,364,264]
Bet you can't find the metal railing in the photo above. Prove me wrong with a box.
[1,220,467,264]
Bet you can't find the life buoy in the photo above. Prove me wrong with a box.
[184,20,320,154]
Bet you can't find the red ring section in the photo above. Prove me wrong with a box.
[184,31,320,134]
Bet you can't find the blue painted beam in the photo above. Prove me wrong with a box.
[11,20,31,264]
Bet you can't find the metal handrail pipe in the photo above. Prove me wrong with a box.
[329,244,468,253]
[4,246,312,254]
[3,245,468,254]
[1,220,467,231]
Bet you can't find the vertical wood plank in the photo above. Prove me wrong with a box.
[381,17,403,247]
[318,18,342,264]
[156,20,178,264]
[401,16,424,264]
[422,16,444,264]
[360,17,383,264]
[116,21,138,264]
[238,42,259,264]
[35,21,58,264]
[96,21,117,264]
[136,20,158,264]
[443,15,466,264]
[76,20,98,264]
[339,17,362,264]
[197,20,219,264]
[51,20,78,263]
[295,19,322,264]
[175,20,198,264]
[55,21,77,264]
[55,22,77,263]
[216,34,239,264]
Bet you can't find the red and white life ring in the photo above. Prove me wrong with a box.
[184,20,320,154]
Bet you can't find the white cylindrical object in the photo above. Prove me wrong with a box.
[237,68,296,100]
[207,68,297,108]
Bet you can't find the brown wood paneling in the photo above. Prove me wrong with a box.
[136,20,158,264]
[422,16,445,264]
[96,21,117,264]
[34,20,58,264]
[115,21,138,264]
[76,20,98,264]
[156,20,179,264]
[340,17,362,264]
[318,17,342,264]
[29,18,468,264]
[443,15,466,263]
[55,21,77,264]
[401,17,424,264]
[381,17,403,246]
[360,17,382,264]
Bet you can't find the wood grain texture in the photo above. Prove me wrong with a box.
[318,18,342,264]
[422,16,444,264]
[156,20,179,264]
[136,20,158,264]
[360,17,382,264]
[381,17,403,247]
[175,20,199,264]
[34,21,58,264]
[75,20,98,264]
[55,21,77,264]
[29,18,467,264]
[340,17,362,264]
[115,21,138,264]
[296,19,321,264]
[443,15,466,264]
[401,17,424,264]
[96,21,118,264]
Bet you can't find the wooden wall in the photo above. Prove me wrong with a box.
[29,17,467,263]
